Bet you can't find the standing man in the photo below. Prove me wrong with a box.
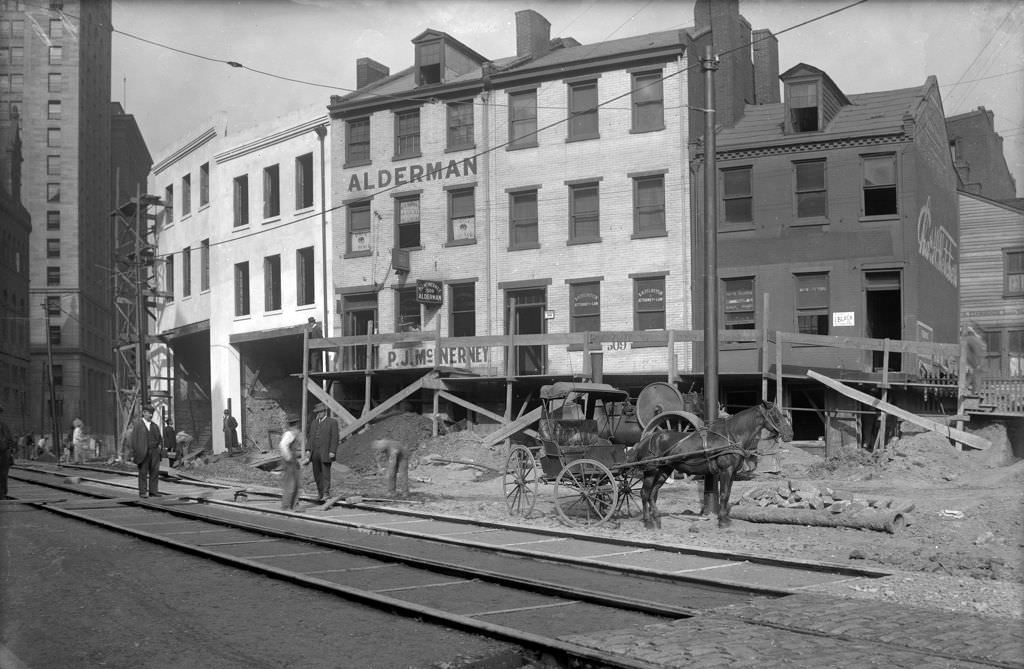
[0,403,15,499]
[162,414,178,469]
[222,409,239,454]
[278,413,303,510]
[71,418,87,464]
[306,403,338,501]
[128,404,162,498]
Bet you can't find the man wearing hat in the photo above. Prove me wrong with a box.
[0,402,15,499]
[278,412,304,510]
[306,402,339,501]
[127,404,163,497]
[222,409,240,454]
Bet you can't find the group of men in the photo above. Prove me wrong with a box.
[278,402,338,510]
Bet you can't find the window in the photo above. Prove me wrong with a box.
[788,81,819,132]
[181,174,191,216]
[51,364,63,386]
[200,239,210,292]
[296,246,315,306]
[509,89,538,149]
[9,73,22,93]
[394,109,420,158]
[1005,249,1024,296]
[164,255,174,302]
[450,283,475,337]
[163,184,173,223]
[46,296,60,316]
[396,195,420,249]
[295,153,314,209]
[347,201,371,254]
[264,255,281,311]
[47,266,60,285]
[48,73,62,92]
[46,239,60,258]
[46,155,60,176]
[199,162,209,206]
[182,246,191,298]
[47,128,60,147]
[570,281,600,333]
[634,276,665,331]
[233,175,249,227]
[795,273,829,335]
[634,174,665,235]
[48,46,62,65]
[795,160,827,218]
[48,100,60,120]
[569,182,599,242]
[447,101,474,150]
[49,18,62,38]
[49,326,61,346]
[1011,331,1024,377]
[46,211,60,230]
[234,262,250,316]
[345,118,370,165]
[47,183,60,202]
[9,46,21,66]
[396,287,420,332]
[448,187,475,242]
[723,277,755,330]
[509,190,538,249]
[862,154,897,216]
[263,164,280,218]
[567,80,598,140]
[631,70,665,132]
[417,39,441,85]
[722,167,752,225]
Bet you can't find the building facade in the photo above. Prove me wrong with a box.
[149,107,332,453]
[0,122,30,434]
[947,106,1018,200]
[3,0,116,438]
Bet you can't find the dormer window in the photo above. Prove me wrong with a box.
[788,81,819,132]
[417,40,442,86]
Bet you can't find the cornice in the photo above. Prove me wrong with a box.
[214,115,330,164]
[152,127,218,175]
[696,134,907,161]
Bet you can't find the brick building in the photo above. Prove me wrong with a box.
[0,122,30,434]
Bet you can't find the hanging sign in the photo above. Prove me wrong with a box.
[416,280,443,305]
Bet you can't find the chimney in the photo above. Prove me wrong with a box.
[516,9,551,58]
[356,58,390,89]
[752,29,780,104]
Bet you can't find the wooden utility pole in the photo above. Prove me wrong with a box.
[702,45,720,422]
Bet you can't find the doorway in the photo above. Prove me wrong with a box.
[506,288,546,375]
[865,271,901,371]
[342,294,378,371]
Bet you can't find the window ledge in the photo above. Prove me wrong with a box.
[343,159,372,169]
[180,213,192,222]
[566,134,600,143]
[630,230,667,240]
[789,218,829,228]
[296,303,316,311]
[507,142,538,151]
[392,152,423,162]
[719,224,756,233]
[508,243,541,252]
[234,314,252,321]
[444,238,477,248]
[262,216,282,225]
[295,205,315,214]
[345,250,372,259]
[721,342,757,351]
[629,126,665,134]
[446,144,476,154]
[859,214,900,223]
[264,309,283,316]
[232,224,251,232]
[198,203,210,212]
[399,245,425,252]
[567,237,602,246]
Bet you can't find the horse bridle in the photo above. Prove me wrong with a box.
[758,402,787,439]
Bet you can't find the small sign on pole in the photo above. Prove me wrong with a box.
[416,279,443,305]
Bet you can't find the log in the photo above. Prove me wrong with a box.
[729,505,907,534]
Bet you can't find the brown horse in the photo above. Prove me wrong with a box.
[630,401,793,529]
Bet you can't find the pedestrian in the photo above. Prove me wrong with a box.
[371,438,411,498]
[127,404,162,498]
[278,413,304,511]
[0,403,15,499]
[306,402,338,501]
[72,418,87,464]
[222,409,239,454]
[162,417,177,468]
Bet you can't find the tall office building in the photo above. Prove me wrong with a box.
[1,0,115,438]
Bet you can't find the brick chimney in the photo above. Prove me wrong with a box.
[516,9,551,58]
[356,58,390,89]
[752,29,780,104]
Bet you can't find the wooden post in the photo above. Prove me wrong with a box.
[761,293,770,401]
[432,389,440,437]
[582,332,592,381]
[878,340,890,451]
[667,329,677,383]
[956,336,969,434]
[775,331,783,405]
[301,326,310,442]
[363,320,373,417]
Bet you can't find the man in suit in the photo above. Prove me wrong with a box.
[223,409,240,454]
[305,402,338,501]
[128,404,162,498]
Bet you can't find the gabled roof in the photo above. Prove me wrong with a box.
[411,28,488,63]
[780,62,851,106]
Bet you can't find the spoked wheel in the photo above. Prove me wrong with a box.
[503,445,539,518]
[640,411,704,439]
[553,459,617,527]
[615,469,644,518]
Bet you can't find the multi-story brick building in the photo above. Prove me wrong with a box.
[0,122,30,434]
[2,1,117,438]
[149,107,332,452]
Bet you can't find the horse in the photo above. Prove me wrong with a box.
[629,401,793,529]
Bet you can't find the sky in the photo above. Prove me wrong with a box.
[109,0,1024,195]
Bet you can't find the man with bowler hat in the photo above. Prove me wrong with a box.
[128,404,162,497]
[306,402,338,501]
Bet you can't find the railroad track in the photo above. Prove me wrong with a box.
[8,464,1020,669]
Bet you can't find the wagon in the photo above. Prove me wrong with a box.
[502,381,708,527]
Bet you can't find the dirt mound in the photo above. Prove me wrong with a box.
[336,412,433,472]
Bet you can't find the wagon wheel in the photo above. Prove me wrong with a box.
[640,410,704,439]
[503,445,539,518]
[615,468,644,518]
[553,459,617,527]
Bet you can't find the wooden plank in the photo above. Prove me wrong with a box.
[779,331,959,356]
[337,373,431,442]
[481,407,543,448]
[806,370,990,450]
[438,390,539,439]
[305,379,358,426]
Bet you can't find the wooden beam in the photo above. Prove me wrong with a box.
[305,379,358,425]
[438,390,538,439]
[481,407,543,448]
[806,370,990,450]
[337,373,432,442]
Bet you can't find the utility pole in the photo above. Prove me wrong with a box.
[42,299,61,461]
[702,45,720,422]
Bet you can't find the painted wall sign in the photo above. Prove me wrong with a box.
[916,197,958,286]
[385,346,491,368]
[347,157,478,192]
[832,311,855,327]
[416,280,443,305]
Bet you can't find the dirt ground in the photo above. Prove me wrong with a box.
[191,414,1023,621]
